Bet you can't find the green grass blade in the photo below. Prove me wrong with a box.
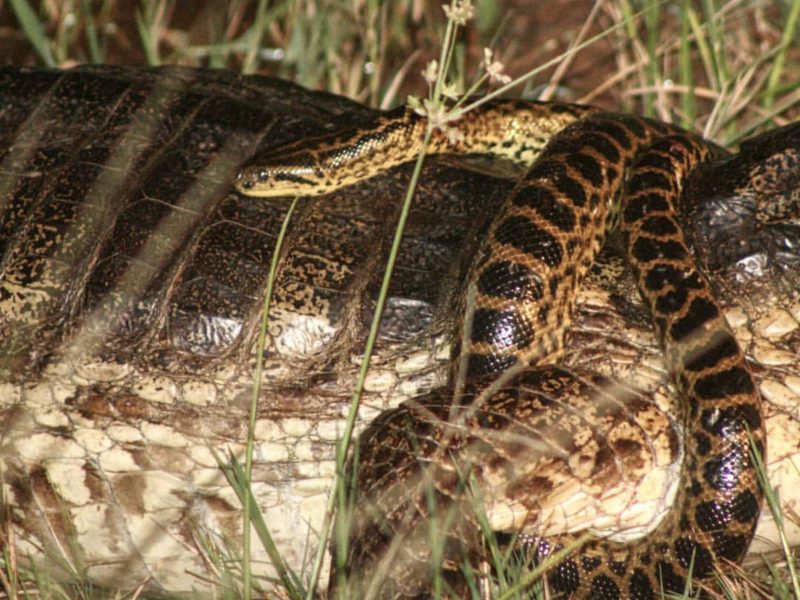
[700,0,729,86]
[494,533,593,600]
[763,0,800,109]
[643,0,660,117]
[80,0,103,63]
[750,431,800,600]
[679,0,695,128]
[135,8,159,66]
[242,195,301,599]
[305,127,435,600]
[8,0,56,67]
[242,0,271,74]
[460,1,664,113]
[214,448,305,598]
[686,7,716,93]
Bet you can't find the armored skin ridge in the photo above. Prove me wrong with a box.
[0,65,798,598]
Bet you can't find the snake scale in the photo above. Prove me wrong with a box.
[237,102,766,598]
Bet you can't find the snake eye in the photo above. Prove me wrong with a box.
[258,169,269,182]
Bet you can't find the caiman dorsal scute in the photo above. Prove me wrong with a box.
[0,65,517,596]
[0,66,798,597]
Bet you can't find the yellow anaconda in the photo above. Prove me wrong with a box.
[237,101,598,199]
[237,101,766,598]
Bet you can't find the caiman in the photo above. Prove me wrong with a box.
[0,65,798,597]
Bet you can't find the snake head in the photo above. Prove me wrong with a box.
[235,156,325,198]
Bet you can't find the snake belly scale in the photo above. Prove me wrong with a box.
[236,102,765,598]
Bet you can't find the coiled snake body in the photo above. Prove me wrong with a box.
[236,102,765,598]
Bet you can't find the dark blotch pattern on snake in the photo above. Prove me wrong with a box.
[236,102,765,598]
